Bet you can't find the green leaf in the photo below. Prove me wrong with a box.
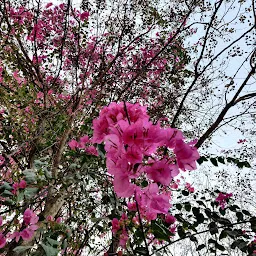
[204,208,211,218]
[236,212,244,222]
[219,208,226,216]
[242,210,250,216]
[216,217,231,225]
[196,244,205,251]
[231,239,246,249]
[229,205,240,212]
[208,238,216,244]
[0,182,12,190]
[210,158,218,166]
[190,235,198,243]
[197,156,208,164]
[192,207,200,216]
[97,144,106,158]
[13,246,33,253]
[17,191,24,202]
[219,229,227,240]
[46,237,60,246]
[2,189,14,197]
[196,200,206,207]
[208,222,218,235]
[182,190,189,196]
[217,157,225,164]
[24,187,38,199]
[250,217,256,232]
[40,243,59,256]
[151,221,172,241]
[34,160,47,168]
[175,204,182,210]
[196,213,205,224]
[216,243,225,251]
[177,226,186,238]
[23,169,37,183]
[184,203,191,212]
[134,247,148,255]
[226,229,239,238]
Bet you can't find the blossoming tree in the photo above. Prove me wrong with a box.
[0,0,255,255]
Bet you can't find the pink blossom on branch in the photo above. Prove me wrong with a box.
[0,233,6,249]
[23,208,39,226]
[216,192,233,210]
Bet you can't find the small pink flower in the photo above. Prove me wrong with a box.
[85,146,98,156]
[169,225,176,234]
[78,135,89,148]
[127,202,136,211]
[185,182,195,193]
[23,208,39,226]
[68,139,78,150]
[37,92,44,99]
[119,229,129,248]
[10,231,21,243]
[20,228,34,241]
[165,214,176,225]
[0,155,5,166]
[0,216,2,226]
[56,217,62,223]
[80,11,89,21]
[0,233,6,249]
[46,215,54,222]
[112,218,120,234]
[216,193,233,210]
[19,180,26,189]
[45,2,53,8]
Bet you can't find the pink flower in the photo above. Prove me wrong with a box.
[23,208,39,226]
[0,233,6,249]
[174,139,200,171]
[169,225,176,234]
[127,202,137,211]
[0,155,5,166]
[146,160,179,186]
[68,139,78,150]
[10,231,21,243]
[78,135,89,148]
[20,228,35,241]
[185,182,195,193]
[56,217,62,223]
[37,92,44,99]
[0,216,2,226]
[46,215,54,222]
[80,11,89,21]
[85,146,98,156]
[165,214,176,225]
[119,229,129,248]
[216,193,232,210]
[113,173,135,197]
[19,180,27,189]
[112,218,120,234]
[45,2,53,8]
[125,145,143,164]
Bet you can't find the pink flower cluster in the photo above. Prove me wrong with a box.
[11,209,39,242]
[68,135,98,156]
[216,192,233,209]
[12,179,26,194]
[0,216,6,249]
[111,214,129,248]
[92,102,199,220]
